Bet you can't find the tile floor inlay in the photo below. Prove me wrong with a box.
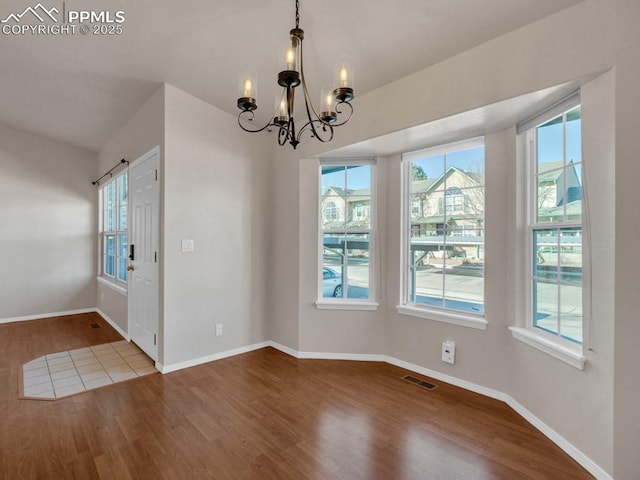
[21,340,157,400]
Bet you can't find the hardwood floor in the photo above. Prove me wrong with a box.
[0,313,593,479]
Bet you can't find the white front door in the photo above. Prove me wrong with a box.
[128,146,160,361]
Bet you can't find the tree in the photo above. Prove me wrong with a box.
[411,164,428,180]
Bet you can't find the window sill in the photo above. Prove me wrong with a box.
[509,327,585,370]
[316,300,379,311]
[97,276,127,296]
[396,305,487,330]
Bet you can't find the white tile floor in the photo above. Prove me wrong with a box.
[21,340,157,400]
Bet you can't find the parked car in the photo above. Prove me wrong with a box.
[322,267,342,298]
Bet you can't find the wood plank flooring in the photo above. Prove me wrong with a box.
[0,313,593,479]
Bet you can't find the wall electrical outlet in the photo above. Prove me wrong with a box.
[215,324,223,336]
[442,341,456,364]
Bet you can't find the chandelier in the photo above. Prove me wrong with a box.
[236,0,354,149]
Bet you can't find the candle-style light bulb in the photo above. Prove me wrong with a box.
[243,79,253,97]
[339,66,349,87]
[325,92,333,110]
[286,47,296,70]
[278,98,287,117]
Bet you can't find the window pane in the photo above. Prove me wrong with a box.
[347,198,370,228]
[534,279,558,335]
[563,165,582,222]
[411,156,443,185]
[346,235,369,299]
[443,226,484,314]
[105,235,115,255]
[321,165,346,194]
[533,229,557,282]
[406,142,484,314]
[321,197,344,229]
[118,173,128,230]
[104,183,116,232]
[413,266,444,309]
[559,228,581,342]
[445,146,485,173]
[105,256,115,277]
[321,265,343,298]
[537,117,564,172]
[566,107,581,164]
[119,205,128,231]
[322,233,345,298]
[118,257,128,283]
[409,232,444,307]
[320,162,374,302]
[118,234,128,259]
[560,282,582,343]
[346,164,370,191]
[117,234,128,284]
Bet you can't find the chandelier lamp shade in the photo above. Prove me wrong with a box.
[236,0,354,149]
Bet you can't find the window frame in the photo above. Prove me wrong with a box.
[511,92,586,369]
[99,169,128,289]
[397,137,487,330]
[316,158,378,310]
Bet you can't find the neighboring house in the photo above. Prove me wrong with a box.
[537,160,582,222]
[321,186,371,229]
[410,166,484,238]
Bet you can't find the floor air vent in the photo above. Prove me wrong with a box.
[402,375,437,391]
[90,323,100,329]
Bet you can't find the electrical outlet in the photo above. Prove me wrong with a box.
[442,341,455,364]
[215,324,223,336]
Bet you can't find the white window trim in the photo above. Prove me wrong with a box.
[317,158,376,309]
[398,137,486,329]
[509,327,585,370]
[97,275,127,296]
[316,300,379,311]
[513,92,586,367]
[396,305,487,330]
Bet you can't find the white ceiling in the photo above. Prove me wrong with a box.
[0,0,583,152]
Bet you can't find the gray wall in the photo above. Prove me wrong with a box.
[268,1,638,478]
[0,124,97,320]
[162,84,272,367]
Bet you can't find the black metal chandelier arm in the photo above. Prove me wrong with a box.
[329,100,354,127]
[237,110,274,134]
[297,118,335,143]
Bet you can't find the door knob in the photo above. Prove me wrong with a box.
[127,265,135,271]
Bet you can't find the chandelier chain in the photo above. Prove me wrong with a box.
[295,0,300,29]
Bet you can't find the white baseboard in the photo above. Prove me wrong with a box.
[269,344,612,480]
[95,308,130,341]
[267,341,386,362]
[159,341,270,374]
[267,341,301,358]
[0,308,96,325]
[504,396,612,480]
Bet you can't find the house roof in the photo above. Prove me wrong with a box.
[538,200,582,218]
[424,166,483,192]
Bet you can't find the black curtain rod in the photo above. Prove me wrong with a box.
[92,159,129,186]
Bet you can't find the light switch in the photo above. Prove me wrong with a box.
[181,239,194,252]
